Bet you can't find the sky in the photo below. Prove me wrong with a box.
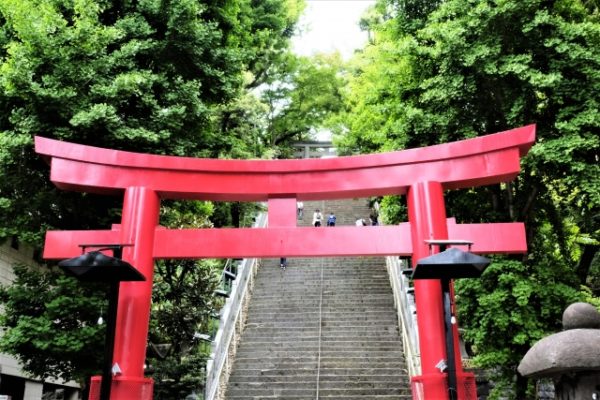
[292,0,375,59]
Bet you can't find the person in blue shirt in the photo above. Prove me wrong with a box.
[327,212,336,227]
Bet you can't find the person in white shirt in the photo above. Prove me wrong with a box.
[312,209,323,227]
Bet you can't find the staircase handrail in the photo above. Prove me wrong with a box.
[386,255,421,377]
[204,211,267,400]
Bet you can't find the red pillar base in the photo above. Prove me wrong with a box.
[88,376,154,400]
[411,372,477,400]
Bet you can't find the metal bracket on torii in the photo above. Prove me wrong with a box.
[36,124,535,400]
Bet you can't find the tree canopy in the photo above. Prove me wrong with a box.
[0,0,306,393]
[0,264,105,383]
[260,52,345,153]
[0,0,304,244]
[334,0,599,397]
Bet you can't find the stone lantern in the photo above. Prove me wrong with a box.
[518,302,600,400]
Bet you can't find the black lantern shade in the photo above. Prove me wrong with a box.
[413,247,490,280]
[59,251,145,282]
[58,247,144,400]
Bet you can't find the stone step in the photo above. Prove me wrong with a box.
[235,341,403,352]
[251,287,392,293]
[248,304,396,313]
[242,317,398,323]
[248,304,395,312]
[241,325,399,333]
[253,277,389,283]
[241,332,400,339]
[254,272,389,278]
[259,264,385,270]
[239,337,401,345]
[225,387,411,397]
[244,320,398,327]
[257,271,388,277]
[240,321,398,329]
[230,367,406,378]
[254,276,390,282]
[232,360,407,370]
[233,350,406,360]
[237,340,404,349]
[241,315,399,324]
[249,298,395,306]
[229,374,407,383]
[228,380,408,390]
[263,282,392,287]
[226,396,411,400]
[253,291,395,297]
[247,309,395,316]
[244,309,398,316]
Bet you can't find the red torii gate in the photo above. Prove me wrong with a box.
[36,124,535,400]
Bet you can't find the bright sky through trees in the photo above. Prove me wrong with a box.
[292,0,374,59]
[291,0,374,140]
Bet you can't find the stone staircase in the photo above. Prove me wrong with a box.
[223,199,412,399]
[300,199,375,226]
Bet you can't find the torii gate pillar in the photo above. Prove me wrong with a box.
[408,181,466,399]
[111,187,160,397]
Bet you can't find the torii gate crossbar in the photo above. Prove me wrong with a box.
[36,124,535,400]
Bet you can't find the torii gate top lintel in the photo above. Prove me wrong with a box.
[35,124,535,201]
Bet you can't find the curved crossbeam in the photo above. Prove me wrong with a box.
[35,125,535,201]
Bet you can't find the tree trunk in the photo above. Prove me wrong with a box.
[231,202,241,228]
[575,244,599,285]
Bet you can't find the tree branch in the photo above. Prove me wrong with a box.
[520,185,539,221]
[506,181,515,220]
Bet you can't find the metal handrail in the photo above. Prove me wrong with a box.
[213,258,239,298]
[204,211,267,400]
[386,255,421,377]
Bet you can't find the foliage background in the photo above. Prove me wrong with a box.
[0,0,598,398]
[0,0,308,396]
[334,0,599,397]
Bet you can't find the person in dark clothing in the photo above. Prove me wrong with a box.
[327,212,336,226]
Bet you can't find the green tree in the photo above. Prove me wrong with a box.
[0,246,222,400]
[213,0,306,160]
[149,258,222,399]
[237,0,305,89]
[0,200,224,396]
[336,0,599,397]
[0,0,302,387]
[148,200,223,399]
[0,0,303,244]
[0,265,105,385]
[260,53,346,156]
